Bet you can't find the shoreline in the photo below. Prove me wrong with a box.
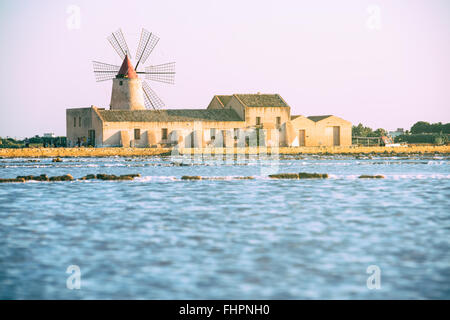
[0,145,449,158]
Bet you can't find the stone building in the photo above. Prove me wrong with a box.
[66,93,351,148]
[67,56,351,147]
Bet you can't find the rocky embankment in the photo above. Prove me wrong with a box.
[0,145,448,158]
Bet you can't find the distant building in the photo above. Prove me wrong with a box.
[389,128,404,138]
[43,133,55,138]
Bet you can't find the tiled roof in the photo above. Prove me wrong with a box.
[97,109,242,122]
[307,115,333,122]
[235,94,289,108]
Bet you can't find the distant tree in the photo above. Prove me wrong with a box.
[410,121,431,134]
[444,123,450,134]
[370,128,387,137]
[410,121,450,134]
[430,122,443,133]
[352,123,373,137]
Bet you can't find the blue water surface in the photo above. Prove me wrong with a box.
[0,154,449,299]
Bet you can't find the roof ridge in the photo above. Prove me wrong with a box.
[215,96,225,107]
[233,94,247,107]
[276,94,290,108]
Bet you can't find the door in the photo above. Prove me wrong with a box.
[333,126,340,146]
[221,130,227,147]
[299,130,305,146]
[88,130,95,147]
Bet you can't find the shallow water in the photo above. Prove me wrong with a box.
[0,155,449,299]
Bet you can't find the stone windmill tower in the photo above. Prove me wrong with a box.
[93,28,175,111]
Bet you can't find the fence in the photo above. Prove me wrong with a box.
[352,136,382,146]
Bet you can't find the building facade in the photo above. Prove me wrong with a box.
[66,93,351,148]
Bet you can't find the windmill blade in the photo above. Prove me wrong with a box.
[92,61,120,82]
[107,29,130,60]
[142,80,165,110]
[135,28,160,69]
[141,62,176,84]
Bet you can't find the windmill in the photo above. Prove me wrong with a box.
[92,28,175,111]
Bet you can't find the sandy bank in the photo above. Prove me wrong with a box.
[0,145,448,158]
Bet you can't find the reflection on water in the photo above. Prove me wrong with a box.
[0,155,449,299]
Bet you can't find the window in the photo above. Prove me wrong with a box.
[256,117,261,125]
[234,128,239,140]
[119,80,123,86]
[79,117,81,127]
[162,128,168,140]
[210,128,216,140]
[276,117,281,127]
[74,117,76,127]
[134,129,141,140]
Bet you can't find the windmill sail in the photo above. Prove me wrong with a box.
[108,29,130,60]
[135,28,160,69]
[142,80,165,110]
[92,61,120,82]
[93,27,174,110]
[143,62,176,84]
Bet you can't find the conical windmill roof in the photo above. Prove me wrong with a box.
[117,55,138,79]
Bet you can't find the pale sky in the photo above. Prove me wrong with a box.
[0,0,449,138]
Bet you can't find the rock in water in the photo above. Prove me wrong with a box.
[268,173,300,179]
[16,174,49,181]
[268,172,329,179]
[0,178,26,183]
[298,172,328,179]
[181,176,202,180]
[49,174,74,181]
[359,175,385,179]
[79,174,97,180]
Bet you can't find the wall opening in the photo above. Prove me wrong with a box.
[162,128,168,140]
[299,129,306,146]
[333,126,340,146]
[134,129,141,140]
[88,130,95,147]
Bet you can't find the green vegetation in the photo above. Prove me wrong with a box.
[352,124,387,137]
[353,121,450,145]
[394,121,449,145]
[0,136,66,148]
[395,133,448,145]
[410,121,450,134]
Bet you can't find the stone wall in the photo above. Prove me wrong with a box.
[99,120,247,147]
[284,115,352,147]
[110,78,146,111]
[66,107,93,147]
